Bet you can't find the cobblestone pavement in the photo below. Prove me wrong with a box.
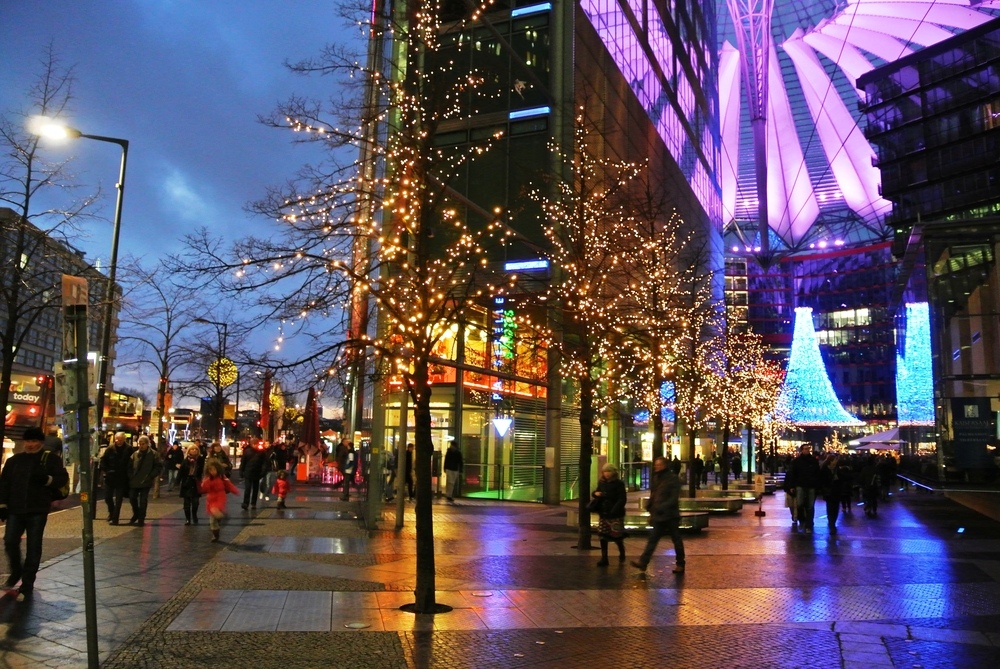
[1,481,999,668]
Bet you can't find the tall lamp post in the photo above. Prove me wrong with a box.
[194,317,234,440]
[29,116,128,439]
[28,116,125,669]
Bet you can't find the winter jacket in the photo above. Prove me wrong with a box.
[177,455,205,499]
[240,447,264,477]
[443,446,463,472]
[128,448,162,489]
[592,477,627,519]
[788,453,821,490]
[165,445,185,469]
[647,468,681,523]
[271,477,291,498]
[199,475,239,516]
[0,450,69,514]
[100,444,133,488]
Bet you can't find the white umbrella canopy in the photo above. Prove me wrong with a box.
[850,428,903,450]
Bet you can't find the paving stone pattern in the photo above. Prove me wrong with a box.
[1,480,999,667]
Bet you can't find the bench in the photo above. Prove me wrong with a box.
[565,508,710,533]
[635,495,744,514]
[697,488,760,503]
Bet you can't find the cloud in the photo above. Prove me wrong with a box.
[159,165,214,223]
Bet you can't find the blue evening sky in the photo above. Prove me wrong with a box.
[2,1,353,404]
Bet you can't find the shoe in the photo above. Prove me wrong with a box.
[3,575,20,589]
[16,585,32,600]
[109,520,119,526]
[829,526,837,534]
[630,560,647,572]
[210,529,220,542]
[672,565,685,574]
[250,504,257,510]
[193,518,199,525]
[128,518,138,525]
[596,559,609,567]
[241,505,249,511]
[619,554,627,562]
[184,520,191,526]
[137,520,145,527]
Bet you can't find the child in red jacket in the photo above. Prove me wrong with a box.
[199,461,239,542]
[272,470,290,509]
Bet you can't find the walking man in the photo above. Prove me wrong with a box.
[443,442,463,503]
[632,457,685,574]
[789,443,821,534]
[128,436,162,526]
[0,427,70,599]
[338,441,357,501]
[100,432,132,525]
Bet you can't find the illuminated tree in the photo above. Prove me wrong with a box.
[532,111,649,550]
[173,0,515,614]
[777,307,862,427]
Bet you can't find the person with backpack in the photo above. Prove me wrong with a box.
[0,427,70,599]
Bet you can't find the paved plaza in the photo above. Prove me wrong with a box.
[1,480,999,668]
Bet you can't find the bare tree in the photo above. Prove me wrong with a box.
[172,0,517,614]
[0,46,101,445]
[115,256,204,446]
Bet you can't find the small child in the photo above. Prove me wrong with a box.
[272,470,290,509]
[198,461,240,542]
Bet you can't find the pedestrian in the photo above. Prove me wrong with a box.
[405,443,415,500]
[207,441,232,479]
[100,432,132,525]
[443,442,463,503]
[384,447,398,501]
[339,441,357,501]
[199,461,239,542]
[240,443,264,510]
[593,463,627,566]
[127,435,162,526]
[332,439,350,490]
[819,453,844,534]
[731,453,742,480]
[860,455,880,518]
[262,442,284,501]
[837,458,854,515]
[788,443,821,534]
[632,457,685,574]
[164,441,184,492]
[271,470,290,509]
[177,445,204,525]
[692,454,704,490]
[0,427,70,599]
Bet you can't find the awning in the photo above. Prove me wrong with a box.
[849,428,903,450]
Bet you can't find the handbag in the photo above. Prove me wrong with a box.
[587,497,602,513]
[598,518,625,537]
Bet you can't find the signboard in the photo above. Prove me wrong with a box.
[951,398,996,468]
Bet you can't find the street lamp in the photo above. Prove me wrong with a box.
[194,317,236,440]
[29,116,128,440]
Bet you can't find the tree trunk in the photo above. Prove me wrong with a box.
[577,371,595,550]
[686,429,697,498]
[720,421,731,491]
[410,362,437,612]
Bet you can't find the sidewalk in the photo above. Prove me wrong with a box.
[3,482,1000,668]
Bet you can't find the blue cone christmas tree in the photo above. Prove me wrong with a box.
[896,302,934,426]
[777,307,863,427]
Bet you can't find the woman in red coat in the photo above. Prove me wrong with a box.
[199,461,239,542]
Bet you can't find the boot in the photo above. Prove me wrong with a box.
[211,529,220,542]
[596,540,609,567]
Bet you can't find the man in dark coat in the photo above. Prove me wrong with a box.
[164,441,184,492]
[788,443,821,533]
[338,441,357,501]
[100,432,133,525]
[692,454,705,490]
[443,443,463,503]
[0,427,70,598]
[632,457,685,574]
[240,443,265,510]
[127,436,162,526]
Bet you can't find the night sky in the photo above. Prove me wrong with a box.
[2,1,356,401]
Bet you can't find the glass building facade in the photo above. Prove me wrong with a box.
[859,19,1000,477]
[372,0,721,502]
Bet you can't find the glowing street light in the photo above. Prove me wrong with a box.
[29,116,129,437]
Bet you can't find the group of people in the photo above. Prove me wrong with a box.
[784,443,898,533]
[591,457,686,575]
